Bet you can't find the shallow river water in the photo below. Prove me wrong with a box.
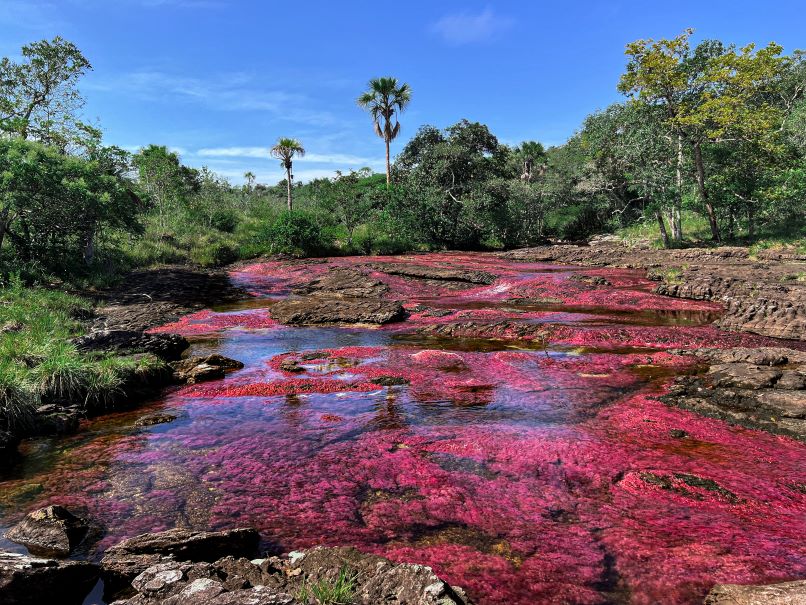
[1,253,804,604]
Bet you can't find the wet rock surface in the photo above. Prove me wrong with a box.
[170,355,244,384]
[111,545,471,605]
[502,243,806,341]
[101,528,260,597]
[704,579,806,604]
[661,347,806,441]
[0,552,99,605]
[4,505,89,557]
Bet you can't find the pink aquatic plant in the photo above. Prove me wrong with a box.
[1,253,804,605]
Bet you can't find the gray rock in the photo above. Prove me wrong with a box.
[5,505,89,558]
[170,355,244,384]
[0,551,98,605]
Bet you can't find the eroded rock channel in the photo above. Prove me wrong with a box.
[1,252,804,604]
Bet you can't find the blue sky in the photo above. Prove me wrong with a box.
[2,1,804,184]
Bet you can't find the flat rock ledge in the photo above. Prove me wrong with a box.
[705,579,806,604]
[270,297,407,325]
[661,347,806,441]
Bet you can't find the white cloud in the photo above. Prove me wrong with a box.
[195,146,379,165]
[430,7,514,45]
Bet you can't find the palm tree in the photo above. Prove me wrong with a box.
[243,171,256,190]
[357,77,412,186]
[270,138,305,211]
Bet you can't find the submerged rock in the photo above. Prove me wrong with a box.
[5,505,89,558]
[101,528,260,599]
[704,579,806,604]
[270,297,407,326]
[170,355,244,384]
[0,552,98,605]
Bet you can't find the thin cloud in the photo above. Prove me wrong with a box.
[87,70,338,127]
[196,146,378,165]
[430,7,514,45]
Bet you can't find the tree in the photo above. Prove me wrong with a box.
[243,171,256,190]
[0,37,92,149]
[133,145,195,229]
[357,77,412,186]
[514,141,547,182]
[0,138,142,272]
[270,138,305,211]
[619,29,786,242]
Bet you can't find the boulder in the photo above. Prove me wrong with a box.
[0,552,98,605]
[134,412,179,427]
[270,298,407,326]
[5,505,89,558]
[704,579,806,604]
[101,528,260,599]
[74,330,189,361]
[708,363,783,390]
[170,355,244,384]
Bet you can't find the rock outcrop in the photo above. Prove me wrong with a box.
[371,263,496,285]
[500,243,806,341]
[661,347,806,441]
[74,330,189,361]
[110,545,472,605]
[0,552,98,605]
[270,297,407,326]
[5,505,89,558]
[101,528,260,599]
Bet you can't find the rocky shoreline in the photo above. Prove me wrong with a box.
[500,240,806,341]
[0,512,473,605]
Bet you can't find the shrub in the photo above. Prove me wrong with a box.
[263,211,325,256]
[210,209,239,233]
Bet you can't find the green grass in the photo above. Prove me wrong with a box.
[0,276,165,432]
[298,567,358,605]
[616,211,713,248]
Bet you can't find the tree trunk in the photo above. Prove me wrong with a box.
[692,142,720,242]
[385,138,391,187]
[0,207,9,251]
[656,210,671,248]
[673,135,684,240]
[748,205,755,241]
[286,165,293,211]
[83,225,95,265]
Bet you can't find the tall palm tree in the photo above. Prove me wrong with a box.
[357,77,412,186]
[243,171,256,190]
[270,138,305,210]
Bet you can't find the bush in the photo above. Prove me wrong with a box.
[262,211,325,256]
[210,209,238,233]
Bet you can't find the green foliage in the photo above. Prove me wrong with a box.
[298,567,357,605]
[0,36,92,148]
[0,278,163,430]
[260,211,324,256]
